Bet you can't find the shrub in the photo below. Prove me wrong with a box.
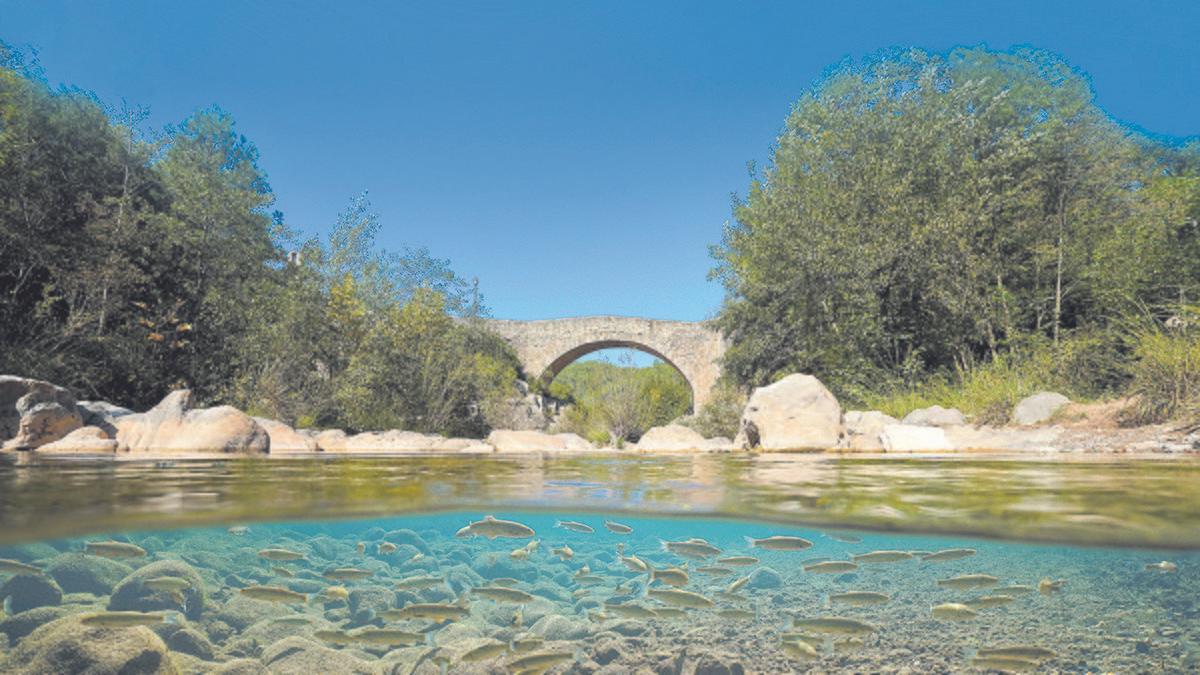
[1120,316,1200,425]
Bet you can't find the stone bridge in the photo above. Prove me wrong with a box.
[485,316,726,409]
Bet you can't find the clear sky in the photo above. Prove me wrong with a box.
[3,1,1197,321]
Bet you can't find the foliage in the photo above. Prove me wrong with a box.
[679,380,746,439]
[1119,311,1200,426]
[550,356,692,445]
[713,46,1200,416]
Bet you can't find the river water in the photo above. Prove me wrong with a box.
[0,453,1197,673]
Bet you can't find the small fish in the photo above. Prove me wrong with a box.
[79,611,176,627]
[507,651,575,673]
[552,545,574,561]
[791,616,876,635]
[604,602,658,619]
[662,538,722,559]
[604,520,633,534]
[394,575,444,590]
[271,616,312,626]
[696,566,735,577]
[931,602,978,621]
[257,548,305,561]
[227,526,249,536]
[377,542,398,555]
[834,637,865,653]
[992,585,1036,595]
[347,627,423,646]
[322,586,349,601]
[976,646,1056,661]
[829,591,889,607]
[804,560,858,574]
[407,552,425,563]
[780,639,819,661]
[491,577,521,587]
[85,541,147,559]
[717,608,755,620]
[716,556,758,566]
[314,629,350,645]
[462,640,509,662]
[966,595,1015,609]
[388,602,470,622]
[1145,560,1177,573]
[1037,578,1065,595]
[511,636,544,653]
[646,588,714,608]
[970,655,1041,672]
[654,607,688,619]
[472,586,535,603]
[511,605,523,627]
[851,550,913,564]
[0,559,42,575]
[574,574,605,585]
[650,566,690,588]
[142,577,192,593]
[922,548,977,562]
[727,575,750,594]
[556,520,595,534]
[456,515,536,540]
[620,555,650,572]
[780,632,823,648]
[937,574,999,591]
[322,567,373,581]
[828,533,863,544]
[240,585,308,604]
[575,564,591,578]
[272,567,295,578]
[356,542,366,555]
[744,535,812,551]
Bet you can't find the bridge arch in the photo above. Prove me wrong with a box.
[485,316,726,409]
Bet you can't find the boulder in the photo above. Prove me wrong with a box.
[252,418,318,453]
[0,375,82,449]
[1011,392,1071,426]
[737,374,842,451]
[634,424,710,452]
[841,411,899,451]
[335,430,453,453]
[530,613,591,640]
[312,429,349,452]
[77,400,133,435]
[260,636,377,674]
[0,613,176,674]
[35,426,118,454]
[942,425,1062,451]
[45,552,133,595]
[0,573,62,613]
[211,659,268,675]
[880,424,952,452]
[114,390,268,455]
[0,606,69,642]
[214,593,293,631]
[900,405,965,427]
[746,567,782,589]
[166,627,217,661]
[109,559,206,619]
[486,430,593,453]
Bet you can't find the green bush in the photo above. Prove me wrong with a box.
[1120,316,1200,425]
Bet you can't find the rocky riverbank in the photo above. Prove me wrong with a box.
[0,374,1195,461]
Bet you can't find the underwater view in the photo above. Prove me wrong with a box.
[1,455,1198,673]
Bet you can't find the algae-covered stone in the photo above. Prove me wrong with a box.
[215,593,294,631]
[0,606,69,642]
[0,573,62,613]
[45,551,133,595]
[0,613,177,674]
[166,627,217,660]
[211,658,269,674]
[531,613,591,640]
[260,636,377,674]
[382,529,431,554]
[109,559,206,619]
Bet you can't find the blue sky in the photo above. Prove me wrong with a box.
[3,1,1198,322]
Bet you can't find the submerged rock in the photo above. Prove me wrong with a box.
[0,573,63,613]
[0,613,176,674]
[114,389,268,455]
[260,636,377,674]
[45,551,133,595]
[746,567,782,589]
[1012,391,1071,426]
[737,374,842,451]
[109,559,206,619]
[215,594,294,631]
[166,627,217,661]
[0,606,70,642]
[530,613,591,640]
[35,426,118,454]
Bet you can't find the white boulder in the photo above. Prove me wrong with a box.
[737,374,843,451]
[901,405,966,427]
[486,430,593,453]
[114,390,268,455]
[1011,392,1071,426]
[880,424,951,452]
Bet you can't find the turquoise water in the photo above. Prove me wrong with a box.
[1,509,1197,673]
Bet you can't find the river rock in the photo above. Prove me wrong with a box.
[900,405,965,427]
[215,593,293,630]
[634,424,711,451]
[746,567,782,589]
[335,429,460,453]
[45,552,133,595]
[382,529,431,554]
[0,375,82,449]
[737,374,843,451]
[260,636,377,674]
[531,613,591,640]
[35,426,118,454]
[0,606,69,642]
[252,418,318,453]
[114,390,268,455]
[842,411,899,451]
[0,573,62,613]
[1012,391,1071,425]
[211,659,269,674]
[77,400,133,434]
[486,429,593,453]
[166,627,218,660]
[310,429,349,452]
[880,424,952,452]
[109,559,206,619]
[942,425,1062,451]
[0,613,175,674]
